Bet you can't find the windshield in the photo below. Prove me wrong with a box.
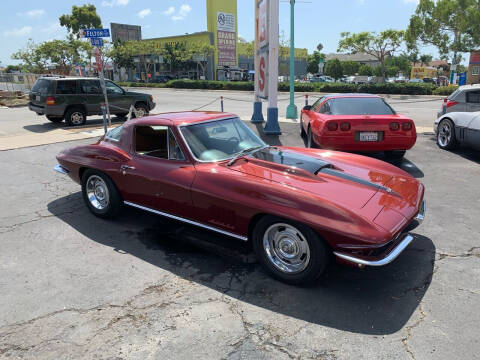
[180,118,266,161]
[329,97,396,115]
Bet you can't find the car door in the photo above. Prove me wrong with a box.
[117,124,196,218]
[465,113,480,150]
[466,90,480,112]
[302,97,324,131]
[78,79,103,115]
[104,81,131,114]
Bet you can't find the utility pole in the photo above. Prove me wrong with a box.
[285,0,298,120]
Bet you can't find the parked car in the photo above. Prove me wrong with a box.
[28,76,155,126]
[408,78,423,83]
[300,94,417,160]
[437,84,480,118]
[422,77,435,84]
[153,75,173,83]
[434,111,480,150]
[54,111,425,285]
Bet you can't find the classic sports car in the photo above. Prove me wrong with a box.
[434,111,480,150]
[300,94,417,160]
[55,112,426,285]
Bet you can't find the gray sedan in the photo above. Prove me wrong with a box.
[434,111,480,150]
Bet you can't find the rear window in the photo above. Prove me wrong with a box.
[31,79,52,94]
[329,97,395,115]
[55,80,77,94]
[448,89,461,100]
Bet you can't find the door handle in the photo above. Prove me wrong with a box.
[120,165,135,175]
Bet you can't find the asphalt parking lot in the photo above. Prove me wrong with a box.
[0,96,479,359]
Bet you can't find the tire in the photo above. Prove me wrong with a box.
[436,118,457,150]
[65,106,86,126]
[133,103,148,118]
[81,169,123,219]
[307,126,318,148]
[300,115,306,137]
[46,115,63,123]
[252,215,329,285]
[385,150,406,161]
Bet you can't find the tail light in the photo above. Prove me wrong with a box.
[150,95,154,102]
[46,96,55,106]
[340,122,351,131]
[402,122,412,131]
[446,100,458,108]
[327,121,338,131]
[389,122,400,131]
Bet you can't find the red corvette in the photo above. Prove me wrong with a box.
[55,112,425,284]
[300,94,417,160]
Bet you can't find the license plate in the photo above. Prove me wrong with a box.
[359,132,378,142]
[36,95,40,101]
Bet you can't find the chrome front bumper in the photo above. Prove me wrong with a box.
[54,164,69,174]
[334,199,426,267]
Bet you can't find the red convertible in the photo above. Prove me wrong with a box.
[55,112,425,285]
[300,94,417,160]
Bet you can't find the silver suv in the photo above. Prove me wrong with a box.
[437,84,480,118]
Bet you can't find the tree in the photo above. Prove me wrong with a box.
[420,54,433,67]
[59,4,102,38]
[386,55,412,75]
[109,41,135,71]
[189,43,216,79]
[11,39,48,73]
[324,58,343,80]
[338,30,404,81]
[306,51,325,74]
[316,43,323,52]
[358,64,373,76]
[341,60,360,75]
[406,0,480,67]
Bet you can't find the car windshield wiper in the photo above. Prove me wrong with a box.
[227,145,267,166]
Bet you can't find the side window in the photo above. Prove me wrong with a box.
[135,125,168,158]
[466,91,480,104]
[312,98,324,112]
[168,129,185,160]
[80,80,102,94]
[55,80,77,94]
[105,81,124,94]
[106,125,123,142]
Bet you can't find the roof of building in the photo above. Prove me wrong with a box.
[325,53,378,62]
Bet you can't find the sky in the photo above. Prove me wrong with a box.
[0,0,462,67]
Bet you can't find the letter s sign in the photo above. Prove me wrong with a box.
[258,52,268,99]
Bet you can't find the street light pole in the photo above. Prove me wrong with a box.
[286,0,298,120]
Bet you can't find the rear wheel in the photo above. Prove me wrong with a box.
[300,115,306,137]
[252,216,329,285]
[385,150,406,161]
[81,169,122,219]
[437,118,457,150]
[307,126,318,148]
[46,115,63,123]
[65,107,86,126]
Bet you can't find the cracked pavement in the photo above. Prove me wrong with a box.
[0,122,479,360]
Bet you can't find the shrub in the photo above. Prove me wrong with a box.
[433,85,459,96]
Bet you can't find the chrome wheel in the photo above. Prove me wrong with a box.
[86,175,110,210]
[263,223,310,274]
[135,107,146,117]
[438,120,452,147]
[70,111,84,125]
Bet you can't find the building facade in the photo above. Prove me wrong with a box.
[467,51,480,84]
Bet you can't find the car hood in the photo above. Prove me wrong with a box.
[227,146,422,218]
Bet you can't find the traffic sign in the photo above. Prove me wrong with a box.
[90,38,104,47]
[81,28,110,38]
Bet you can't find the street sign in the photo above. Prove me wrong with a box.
[258,50,268,99]
[90,38,104,47]
[81,28,110,38]
[94,47,103,71]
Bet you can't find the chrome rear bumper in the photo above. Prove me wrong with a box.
[334,233,415,267]
[414,199,426,224]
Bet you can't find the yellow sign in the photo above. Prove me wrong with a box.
[411,67,436,79]
[206,0,238,76]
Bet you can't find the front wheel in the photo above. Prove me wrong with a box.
[300,116,306,137]
[437,118,457,150]
[307,126,318,148]
[252,216,329,285]
[81,169,123,219]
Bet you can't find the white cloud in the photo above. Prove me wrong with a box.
[170,4,192,21]
[163,6,175,15]
[3,26,32,37]
[17,9,45,18]
[102,0,129,7]
[137,8,151,18]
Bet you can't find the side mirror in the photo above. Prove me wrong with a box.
[303,105,312,111]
